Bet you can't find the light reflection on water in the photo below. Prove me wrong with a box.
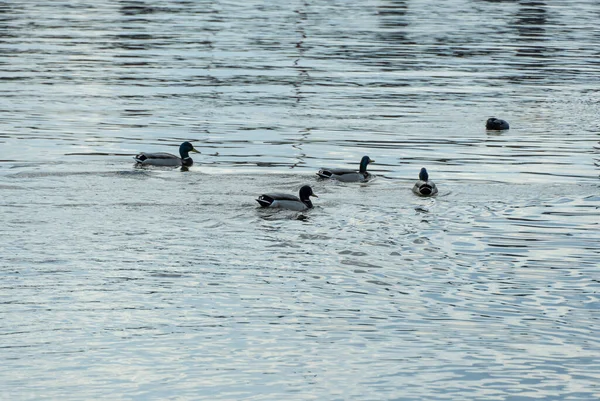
[1,0,599,400]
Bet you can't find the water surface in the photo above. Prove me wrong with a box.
[1,1,599,400]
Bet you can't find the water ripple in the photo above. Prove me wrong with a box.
[1,1,600,400]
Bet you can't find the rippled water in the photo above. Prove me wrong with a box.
[1,1,599,400]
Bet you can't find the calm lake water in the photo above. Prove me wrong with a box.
[1,1,599,400]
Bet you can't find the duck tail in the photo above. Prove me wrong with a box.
[256,196,272,208]
[316,169,332,179]
[133,153,147,163]
[418,184,434,196]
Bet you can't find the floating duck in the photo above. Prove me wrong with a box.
[316,156,375,182]
[412,168,438,196]
[134,141,200,167]
[256,185,318,211]
[486,118,510,130]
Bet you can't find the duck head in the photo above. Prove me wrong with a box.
[299,185,318,208]
[359,156,375,173]
[419,167,429,181]
[179,141,200,158]
[486,118,509,130]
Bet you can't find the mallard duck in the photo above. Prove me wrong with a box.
[412,167,438,196]
[134,141,200,167]
[316,156,375,182]
[486,118,510,130]
[256,185,318,211]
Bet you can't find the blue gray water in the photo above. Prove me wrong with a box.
[1,1,599,400]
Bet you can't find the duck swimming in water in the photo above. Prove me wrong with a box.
[256,185,318,211]
[486,118,510,130]
[134,141,200,167]
[316,156,375,182]
[412,168,438,196]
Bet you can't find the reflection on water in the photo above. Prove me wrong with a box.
[1,0,599,400]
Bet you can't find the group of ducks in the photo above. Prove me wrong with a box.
[134,117,509,212]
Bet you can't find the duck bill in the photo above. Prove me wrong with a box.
[191,148,200,153]
[311,194,318,198]
[369,159,375,163]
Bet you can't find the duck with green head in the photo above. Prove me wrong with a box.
[134,141,200,167]
[412,167,438,196]
[256,185,318,211]
[316,156,375,182]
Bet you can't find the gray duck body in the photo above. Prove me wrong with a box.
[317,156,375,182]
[256,186,317,211]
[134,141,199,167]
